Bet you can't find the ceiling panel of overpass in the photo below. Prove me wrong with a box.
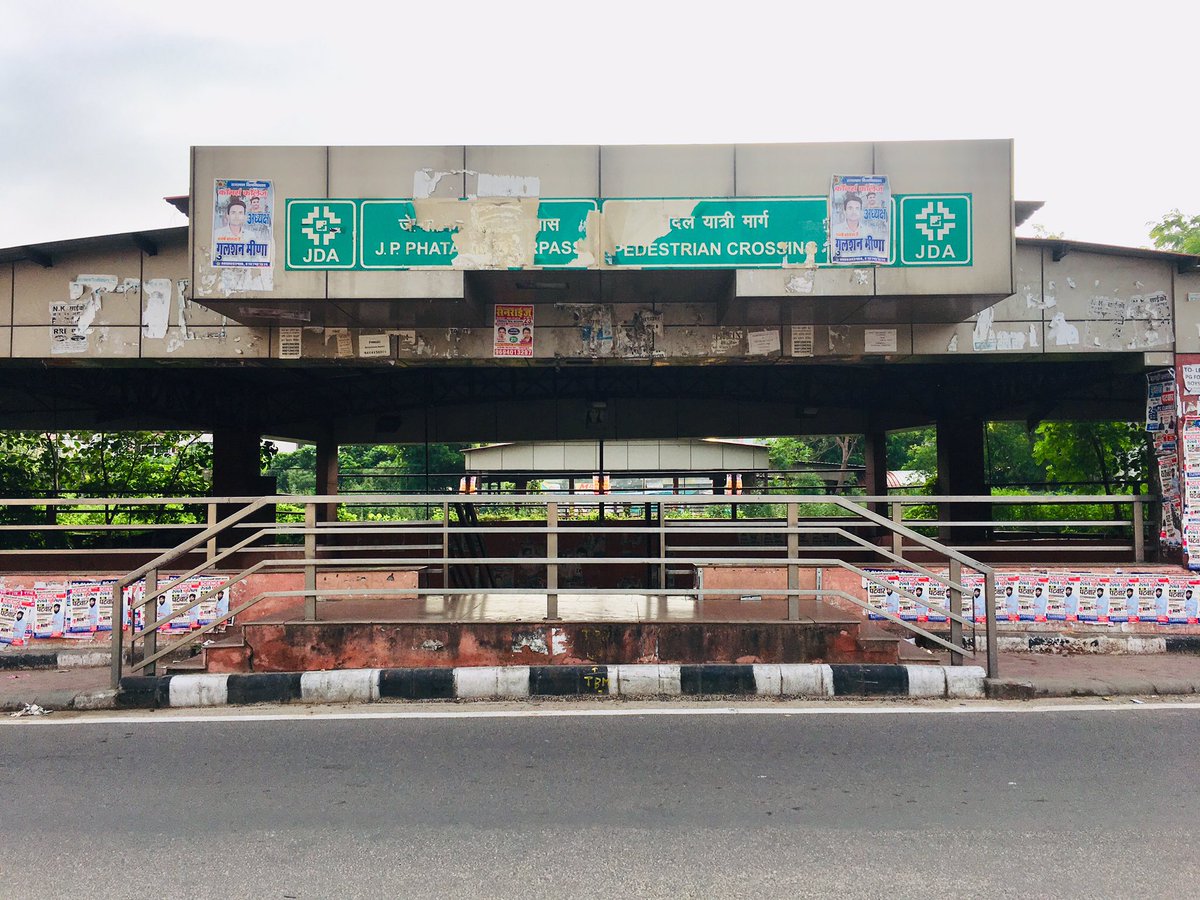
[0,360,1146,442]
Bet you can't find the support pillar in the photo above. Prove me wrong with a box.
[212,429,273,533]
[315,435,339,523]
[936,416,988,544]
[862,429,890,544]
[212,429,263,499]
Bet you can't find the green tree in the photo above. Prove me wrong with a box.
[985,422,1047,487]
[1149,210,1200,255]
[1032,422,1150,494]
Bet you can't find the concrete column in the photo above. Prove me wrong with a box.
[212,429,262,499]
[936,416,988,544]
[211,428,271,540]
[315,435,339,523]
[861,429,889,512]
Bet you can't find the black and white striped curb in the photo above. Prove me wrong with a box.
[118,663,986,708]
[996,634,1200,655]
[0,648,109,670]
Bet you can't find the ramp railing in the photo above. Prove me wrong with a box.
[103,493,1000,689]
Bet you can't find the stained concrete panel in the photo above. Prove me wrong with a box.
[600,145,735,198]
[734,143,874,197]
[736,266,874,298]
[0,263,11,327]
[13,250,142,326]
[1174,271,1200,353]
[192,145,328,302]
[465,145,599,199]
[140,325,268,359]
[11,324,139,358]
[873,140,1013,298]
[327,146,467,301]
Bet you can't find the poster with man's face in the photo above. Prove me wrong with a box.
[829,175,890,265]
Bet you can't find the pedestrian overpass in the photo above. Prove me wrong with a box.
[2,139,1198,689]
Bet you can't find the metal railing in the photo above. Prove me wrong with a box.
[0,491,1153,563]
[103,493,1001,689]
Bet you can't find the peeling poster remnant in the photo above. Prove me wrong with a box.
[50,301,88,354]
[790,326,814,357]
[278,327,302,359]
[142,279,172,339]
[747,329,781,356]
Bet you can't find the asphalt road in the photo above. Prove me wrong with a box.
[2,702,1198,899]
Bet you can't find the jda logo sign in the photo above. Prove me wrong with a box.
[899,194,971,266]
[286,200,356,269]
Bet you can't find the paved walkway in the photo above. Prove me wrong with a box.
[988,650,1200,697]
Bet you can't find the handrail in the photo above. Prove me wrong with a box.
[114,496,272,591]
[109,492,999,688]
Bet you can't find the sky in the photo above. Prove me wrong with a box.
[1,0,1197,250]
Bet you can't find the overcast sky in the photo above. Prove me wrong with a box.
[1,0,1196,250]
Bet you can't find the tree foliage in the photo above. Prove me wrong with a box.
[268,442,470,495]
[1149,209,1200,255]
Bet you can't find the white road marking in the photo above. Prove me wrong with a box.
[5,700,1200,727]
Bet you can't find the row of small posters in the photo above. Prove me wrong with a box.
[1146,369,1184,549]
[864,571,1200,625]
[0,577,231,647]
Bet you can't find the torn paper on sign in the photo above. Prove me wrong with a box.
[50,301,88,354]
[864,329,898,354]
[790,326,814,357]
[785,271,815,294]
[359,334,391,358]
[747,329,781,355]
[475,173,540,198]
[278,327,302,359]
[142,279,172,339]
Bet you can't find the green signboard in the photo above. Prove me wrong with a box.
[602,198,830,268]
[898,195,972,266]
[284,195,972,271]
[285,200,356,269]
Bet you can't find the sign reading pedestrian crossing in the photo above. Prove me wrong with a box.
[284,195,974,271]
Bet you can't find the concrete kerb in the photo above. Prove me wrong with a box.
[0,648,111,670]
[109,664,990,710]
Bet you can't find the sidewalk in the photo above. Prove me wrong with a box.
[986,651,1200,699]
[1,666,113,712]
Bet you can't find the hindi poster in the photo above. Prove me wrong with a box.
[0,593,17,645]
[829,175,890,265]
[494,305,534,358]
[213,180,273,268]
[212,179,274,292]
[67,580,96,634]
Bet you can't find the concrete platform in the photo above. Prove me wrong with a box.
[249,593,860,625]
[173,594,893,674]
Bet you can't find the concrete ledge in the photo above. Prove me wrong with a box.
[113,663,989,708]
[0,648,110,670]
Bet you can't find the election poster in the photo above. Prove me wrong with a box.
[829,175,890,265]
[0,592,18,645]
[212,180,273,269]
[1169,578,1200,624]
[864,573,887,619]
[1077,575,1102,622]
[1148,577,1171,623]
[96,579,115,631]
[67,580,96,634]
[494,305,534,358]
[34,583,67,638]
[1108,577,1135,623]
[1000,575,1021,622]
[962,574,987,623]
